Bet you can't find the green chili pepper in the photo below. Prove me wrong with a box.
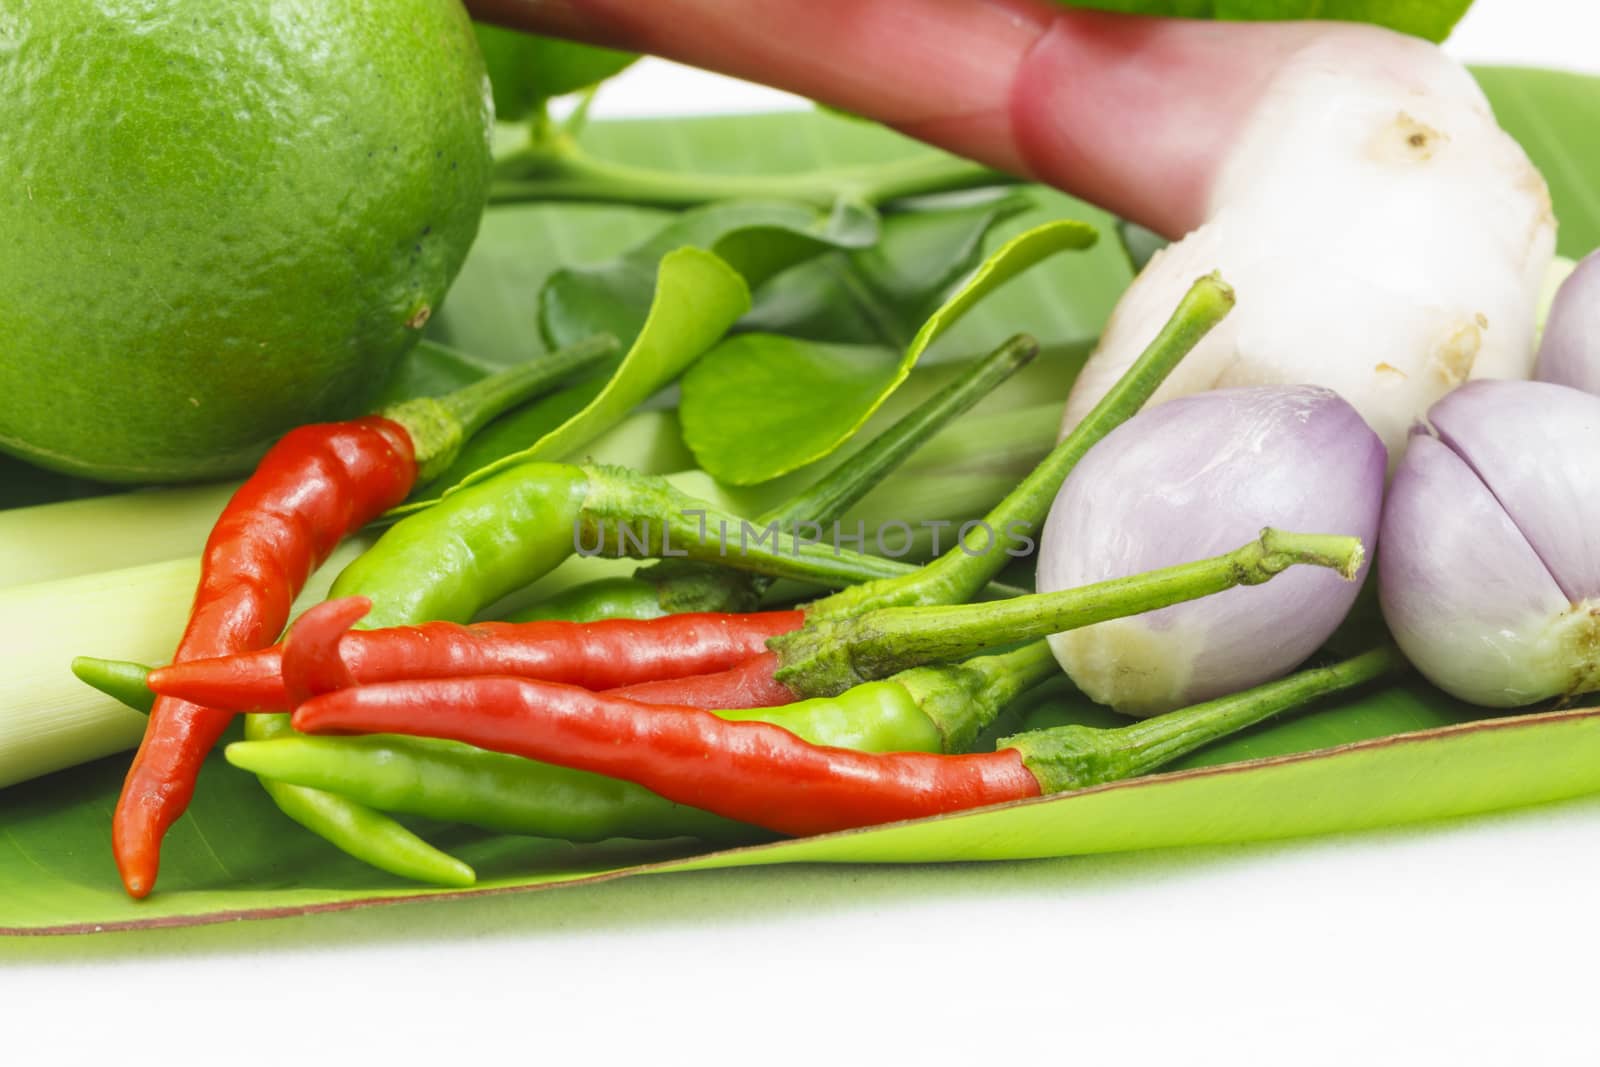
[225,642,1057,843]
[512,576,670,623]
[241,711,475,887]
[331,463,593,627]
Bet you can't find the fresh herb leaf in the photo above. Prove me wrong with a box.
[474,23,638,122]
[680,219,1098,484]
[539,198,879,352]
[739,193,1031,347]
[409,246,750,506]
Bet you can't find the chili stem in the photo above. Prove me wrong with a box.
[384,334,619,482]
[579,465,949,589]
[490,143,1013,210]
[437,334,619,441]
[774,528,1364,696]
[1009,645,1407,793]
[806,272,1235,619]
[896,640,1061,752]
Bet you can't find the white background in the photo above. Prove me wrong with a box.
[6,3,1599,1063]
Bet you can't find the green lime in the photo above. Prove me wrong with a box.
[0,0,494,483]
[474,23,638,122]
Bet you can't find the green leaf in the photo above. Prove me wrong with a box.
[1054,0,1474,42]
[539,198,879,352]
[678,334,904,484]
[739,193,1031,347]
[679,219,1098,484]
[474,23,638,122]
[423,200,664,370]
[407,246,749,508]
[1474,66,1600,260]
[6,691,1600,934]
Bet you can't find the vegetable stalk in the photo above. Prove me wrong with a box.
[807,271,1236,619]
[772,528,1366,696]
[1009,645,1405,793]
[491,142,1012,210]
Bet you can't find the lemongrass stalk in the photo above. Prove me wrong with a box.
[0,482,239,590]
[0,538,372,789]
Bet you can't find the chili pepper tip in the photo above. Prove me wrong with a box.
[281,597,372,707]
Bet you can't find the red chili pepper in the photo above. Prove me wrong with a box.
[603,652,797,709]
[147,605,805,712]
[291,675,1041,836]
[114,417,416,899]
[281,596,371,706]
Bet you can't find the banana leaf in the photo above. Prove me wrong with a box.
[3,69,1599,934]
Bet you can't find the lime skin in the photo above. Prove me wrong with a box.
[0,0,494,482]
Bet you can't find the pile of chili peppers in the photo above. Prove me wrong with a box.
[79,273,1394,899]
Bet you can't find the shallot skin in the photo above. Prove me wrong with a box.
[1062,31,1555,461]
[1536,251,1600,397]
[1037,385,1385,717]
[1379,380,1600,707]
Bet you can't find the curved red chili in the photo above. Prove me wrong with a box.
[114,417,416,899]
[290,676,1042,836]
[147,605,805,712]
[281,596,370,706]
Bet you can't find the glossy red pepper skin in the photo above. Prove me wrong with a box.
[604,651,797,709]
[147,609,806,712]
[291,676,1042,837]
[114,417,416,898]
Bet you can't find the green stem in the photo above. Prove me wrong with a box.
[627,334,1040,614]
[438,334,619,441]
[806,272,1236,619]
[577,464,934,589]
[491,142,1014,210]
[896,641,1061,753]
[382,334,619,482]
[774,334,1039,528]
[774,528,1364,697]
[1009,645,1407,794]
